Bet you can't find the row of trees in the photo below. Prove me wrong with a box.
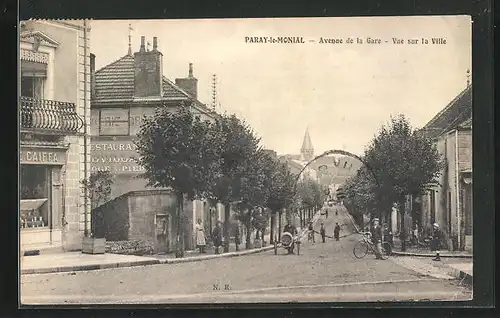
[134,105,323,257]
[342,115,444,251]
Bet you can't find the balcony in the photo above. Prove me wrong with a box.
[20,96,84,135]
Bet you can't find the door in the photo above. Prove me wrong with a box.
[155,215,169,253]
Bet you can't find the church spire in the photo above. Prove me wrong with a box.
[300,127,314,162]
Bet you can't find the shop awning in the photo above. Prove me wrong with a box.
[20,199,47,211]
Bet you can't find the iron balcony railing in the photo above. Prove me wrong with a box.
[20,96,84,134]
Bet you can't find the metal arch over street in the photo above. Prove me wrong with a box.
[292,149,380,194]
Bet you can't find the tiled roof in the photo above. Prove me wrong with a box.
[93,54,196,103]
[458,116,472,129]
[422,85,472,139]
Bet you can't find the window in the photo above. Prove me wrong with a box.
[99,108,130,136]
[21,76,45,99]
[20,165,51,229]
[21,61,47,99]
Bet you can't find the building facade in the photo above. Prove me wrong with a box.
[20,20,92,252]
[90,35,221,250]
[419,85,472,251]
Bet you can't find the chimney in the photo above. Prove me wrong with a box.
[90,53,96,99]
[134,36,163,98]
[175,63,198,99]
[153,37,158,51]
[140,36,145,52]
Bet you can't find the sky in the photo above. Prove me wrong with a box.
[90,16,471,156]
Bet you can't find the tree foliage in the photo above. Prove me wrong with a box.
[134,105,218,200]
[295,177,325,211]
[80,170,113,210]
[343,114,444,249]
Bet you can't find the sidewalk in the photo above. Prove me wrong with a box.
[21,211,325,275]
[390,255,473,286]
[391,238,472,258]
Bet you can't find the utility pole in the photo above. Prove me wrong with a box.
[212,74,217,111]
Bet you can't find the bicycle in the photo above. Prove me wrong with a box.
[353,231,392,260]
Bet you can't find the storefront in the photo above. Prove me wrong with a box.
[20,145,68,250]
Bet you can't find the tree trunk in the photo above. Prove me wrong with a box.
[270,213,275,243]
[246,219,252,249]
[223,203,230,253]
[278,210,282,241]
[399,198,407,252]
[175,193,184,258]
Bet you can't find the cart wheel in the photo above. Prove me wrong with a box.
[297,242,300,255]
[274,241,277,255]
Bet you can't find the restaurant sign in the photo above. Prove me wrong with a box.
[20,147,67,165]
[90,140,145,174]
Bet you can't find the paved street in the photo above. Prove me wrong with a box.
[21,206,471,304]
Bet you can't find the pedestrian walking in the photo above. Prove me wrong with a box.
[325,207,329,219]
[308,221,315,243]
[430,223,443,261]
[335,206,338,216]
[320,223,326,243]
[212,221,223,254]
[195,219,206,254]
[370,218,383,259]
[234,224,241,252]
[334,222,340,241]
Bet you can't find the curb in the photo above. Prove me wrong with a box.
[160,246,275,264]
[392,251,473,259]
[442,265,473,286]
[21,246,275,275]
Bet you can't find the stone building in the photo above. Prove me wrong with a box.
[19,20,92,252]
[418,84,472,251]
[90,35,221,252]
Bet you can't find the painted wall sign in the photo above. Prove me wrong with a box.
[90,140,145,174]
[20,148,67,165]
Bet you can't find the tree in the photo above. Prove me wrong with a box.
[207,114,262,253]
[264,157,295,243]
[80,171,113,210]
[134,105,219,258]
[295,177,325,225]
[80,171,113,238]
[233,149,272,249]
[343,166,377,230]
[363,114,444,251]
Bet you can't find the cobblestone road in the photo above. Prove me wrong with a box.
[21,207,471,304]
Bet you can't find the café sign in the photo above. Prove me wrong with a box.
[20,147,67,165]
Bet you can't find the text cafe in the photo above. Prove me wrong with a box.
[20,146,68,248]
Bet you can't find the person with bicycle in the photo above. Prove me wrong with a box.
[370,218,383,260]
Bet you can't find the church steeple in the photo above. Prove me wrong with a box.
[300,127,314,162]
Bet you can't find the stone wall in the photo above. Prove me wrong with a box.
[105,239,154,255]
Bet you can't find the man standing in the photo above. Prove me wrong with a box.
[212,221,223,254]
[431,223,443,261]
[370,218,383,259]
[283,221,298,254]
[308,221,315,243]
[320,223,326,243]
[334,222,340,241]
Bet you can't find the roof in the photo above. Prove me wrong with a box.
[458,116,472,129]
[422,85,472,139]
[93,54,213,117]
[94,54,190,102]
[300,127,314,151]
